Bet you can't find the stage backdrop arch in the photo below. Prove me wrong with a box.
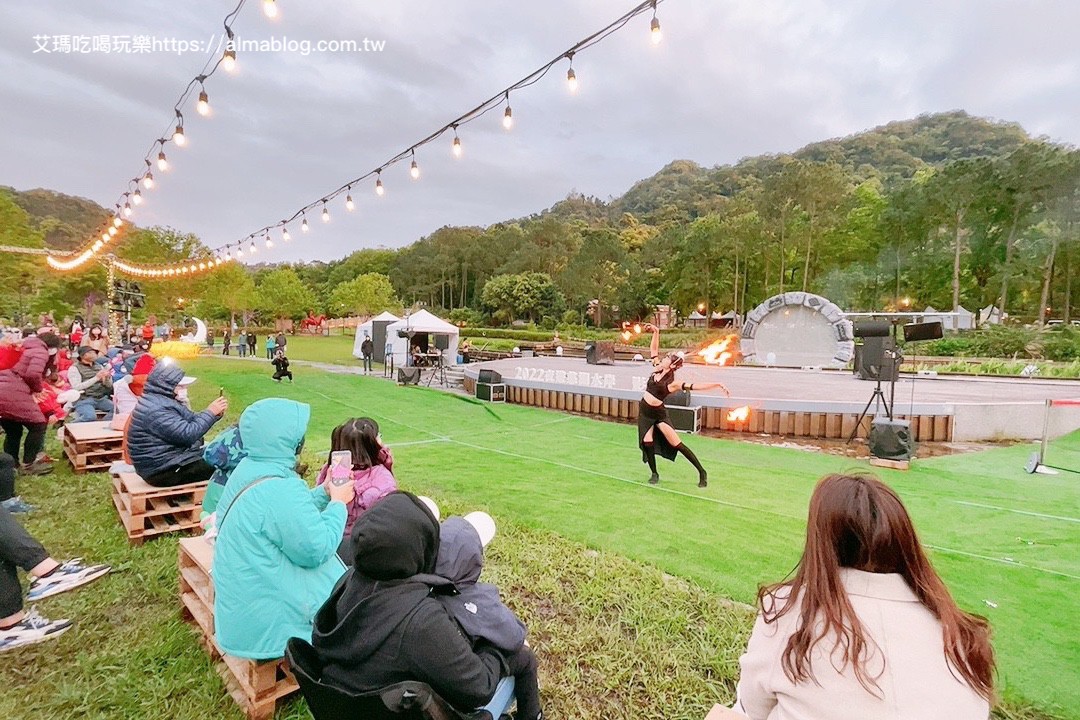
[384,309,460,367]
[352,311,401,359]
[740,292,853,368]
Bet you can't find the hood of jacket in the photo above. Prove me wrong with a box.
[435,517,484,585]
[217,399,311,512]
[144,363,184,398]
[312,492,450,666]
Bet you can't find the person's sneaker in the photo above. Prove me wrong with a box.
[27,559,111,602]
[0,608,72,652]
[648,473,659,485]
[19,461,53,476]
[698,474,708,488]
[0,496,35,514]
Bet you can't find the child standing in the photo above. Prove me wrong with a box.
[314,417,396,560]
[436,512,543,720]
[271,350,293,382]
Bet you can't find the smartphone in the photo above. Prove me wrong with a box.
[218,387,224,397]
[329,450,353,486]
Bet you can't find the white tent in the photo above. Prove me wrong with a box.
[924,305,974,331]
[352,311,400,358]
[384,310,460,367]
[979,305,1003,326]
[686,310,707,328]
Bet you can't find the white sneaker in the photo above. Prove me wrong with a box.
[27,559,111,602]
[0,608,72,652]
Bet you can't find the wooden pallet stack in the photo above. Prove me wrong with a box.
[178,538,299,720]
[63,421,125,473]
[111,472,206,545]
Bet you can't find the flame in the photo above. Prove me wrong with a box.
[727,405,750,423]
[620,330,633,342]
[697,334,740,365]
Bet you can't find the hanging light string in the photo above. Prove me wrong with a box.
[108,0,666,278]
[46,0,258,272]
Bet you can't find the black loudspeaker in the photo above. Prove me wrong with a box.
[665,406,700,433]
[585,341,615,365]
[478,369,502,384]
[397,367,421,385]
[665,390,691,407]
[476,382,506,402]
[869,418,913,460]
[854,337,899,382]
[372,321,392,363]
[434,334,450,351]
[853,319,891,338]
[903,321,943,342]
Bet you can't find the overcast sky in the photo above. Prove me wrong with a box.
[2,0,1077,264]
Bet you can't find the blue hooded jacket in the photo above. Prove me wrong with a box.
[127,363,221,479]
[212,398,347,660]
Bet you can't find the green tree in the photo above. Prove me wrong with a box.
[560,228,628,327]
[197,262,259,327]
[255,267,317,321]
[327,273,400,317]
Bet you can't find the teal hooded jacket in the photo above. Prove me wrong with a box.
[212,398,347,660]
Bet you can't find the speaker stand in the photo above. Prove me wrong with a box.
[848,378,891,444]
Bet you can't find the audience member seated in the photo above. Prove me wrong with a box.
[314,417,396,561]
[311,492,514,717]
[436,512,543,720]
[732,473,994,720]
[67,347,114,423]
[213,398,354,660]
[126,364,227,487]
[111,354,155,431]
[198,422,247,533]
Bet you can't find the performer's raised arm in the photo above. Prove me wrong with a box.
[647,323,659,362]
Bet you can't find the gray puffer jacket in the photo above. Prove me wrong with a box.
[127,364,221,479]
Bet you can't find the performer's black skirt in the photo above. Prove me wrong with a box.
[638,400,679,463]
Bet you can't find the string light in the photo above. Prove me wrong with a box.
[282,226,291,241]
[108,226,118,237]
[173,112,186,146]
[197,87,210,116]
[345,190,355,211]
[223,28,238,72]
[113,216,123,228]
[566,54,578,93]
[265,234,274,248]
[410,151,420,180]
[375,170,384,196]
[157,147,168,171]
[452,126,462,157]
[301,215,309,233]
[321,202,331,223]
[263,0,278,19]
[132,189,143,205]
[248,239,257,254]
[650,1,662,45]
[123,202,133,217]
[503,93,514,130]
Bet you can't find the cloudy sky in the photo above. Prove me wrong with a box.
[2,0,1077,264]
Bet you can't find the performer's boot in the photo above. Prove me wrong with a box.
[643,443,659,484]
[676,444,708,487]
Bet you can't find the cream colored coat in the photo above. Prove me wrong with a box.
[733,569,989,720]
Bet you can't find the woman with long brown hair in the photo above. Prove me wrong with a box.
[733,473,994,719]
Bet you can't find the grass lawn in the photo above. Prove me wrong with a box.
[274,333,362,366]
[3,358,1076,719]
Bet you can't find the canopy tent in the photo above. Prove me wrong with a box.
[686,310,707,328]
[924,305,974,331]
[352,311,401,358]
[384,309,460,367]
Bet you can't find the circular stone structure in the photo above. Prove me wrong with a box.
[740,292,853,368]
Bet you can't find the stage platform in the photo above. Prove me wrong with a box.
[463,357,1080,442]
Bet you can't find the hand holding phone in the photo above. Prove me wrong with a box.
[329,451,353,486]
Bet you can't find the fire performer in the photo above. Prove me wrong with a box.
[639,324,729,487]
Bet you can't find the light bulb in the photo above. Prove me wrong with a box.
[410,158,420,180]
[322,205,330,223]
[143,172,155,189]
[93,241,103,251]
[157,151,168,171]
[651,16,662,45]
[199,262,207,271]
[132,189,143,205]
[452,134,462,157]
[189,264,197,273]
[503,105,513,130]
[567,67,578,93]
[235,247,243,258]
[108,226,118,237]
[197,90,210,116]
[282,227,291,242]
[223,49,236,72]
[113,216,123,228]
[263,0,277,18]
[123,202,132,217]
[173,125,186,146]
[265,236,274,248]
[375,177,384,196]
[101,233,109,243]
[345,194,354,211]
[301,217,309,233]
[249,240,257,254]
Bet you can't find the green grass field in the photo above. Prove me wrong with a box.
[3,357,1076,719]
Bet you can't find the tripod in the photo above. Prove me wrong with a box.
[847,348,899,444]
[424,353,447,387]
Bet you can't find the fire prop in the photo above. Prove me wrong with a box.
[727,405,751,423]
[697,334,741,366]
[620,321,645,343]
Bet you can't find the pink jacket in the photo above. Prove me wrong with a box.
[315,447,397,538]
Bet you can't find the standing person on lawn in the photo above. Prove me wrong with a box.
[275,331,287,356]
[0,503,111,652]
[236,330,248,358]
[360,333,374,374]
[221,329,231,356]
[0,331,61,475]
[247,331,257,358]
[264,335,275,360]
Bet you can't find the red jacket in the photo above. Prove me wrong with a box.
[0,336,49,423]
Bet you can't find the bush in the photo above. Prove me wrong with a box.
[905,325,1080,361]
[561,310,581,326]
[448,308,485,327]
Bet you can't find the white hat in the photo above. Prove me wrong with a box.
[464,511,496,548]
[177,376,197,386]
[417,495,440,521]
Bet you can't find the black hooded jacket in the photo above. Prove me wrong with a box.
[311,492,508,711]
